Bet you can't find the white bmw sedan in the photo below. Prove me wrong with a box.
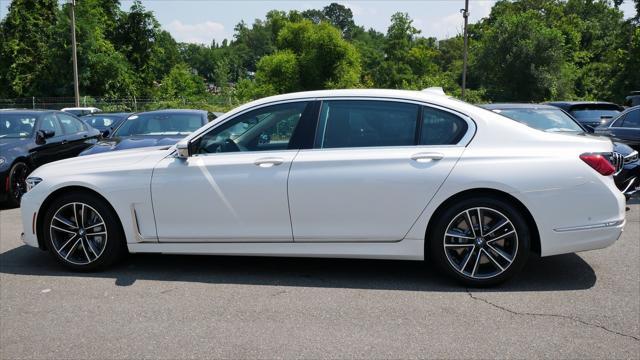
[20,90,626,286]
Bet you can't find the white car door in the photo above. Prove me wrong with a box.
[151,101,314,242]
[288,99,473,242]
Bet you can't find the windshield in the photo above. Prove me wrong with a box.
[113,113,203,137]
[82,115,122,131]
[495,108,584,133]
[0,114,36,138]
[570,109,620,122]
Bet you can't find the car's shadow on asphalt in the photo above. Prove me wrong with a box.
[0,245,596,292]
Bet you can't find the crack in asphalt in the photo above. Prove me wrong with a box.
[466,290,640,342]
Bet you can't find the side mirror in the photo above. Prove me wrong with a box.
[36,129,55,144]
[176,140,190,159]
[101,129,110,137]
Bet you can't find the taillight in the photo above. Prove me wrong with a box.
[580,153,615,176]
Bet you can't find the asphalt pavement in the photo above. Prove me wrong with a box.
[1,201,639,359]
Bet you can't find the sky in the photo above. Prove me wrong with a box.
[0,0,637,44]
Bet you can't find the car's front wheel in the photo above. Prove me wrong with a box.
[7,161,29,207]
[429,196,530,286]
[43,192,126,271]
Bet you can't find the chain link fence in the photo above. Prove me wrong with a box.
[0,96,236,112]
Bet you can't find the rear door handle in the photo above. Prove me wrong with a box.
[254,157,284,168]
[411,152,444,162]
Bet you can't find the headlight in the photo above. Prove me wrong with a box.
[25,177,42,192]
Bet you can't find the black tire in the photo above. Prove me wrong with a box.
[42,191,126,271]
[7,161,30,207]
[428,196,530,287]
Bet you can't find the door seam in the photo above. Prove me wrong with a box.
[287,150,301,242]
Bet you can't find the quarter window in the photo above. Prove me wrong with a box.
[314,100,419,148]
[420,107,468,145]
[194,102,308,154]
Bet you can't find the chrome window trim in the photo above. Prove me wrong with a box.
[187,96,478,150]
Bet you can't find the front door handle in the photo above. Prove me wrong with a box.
[61,140,68,144]
[411,152,444,162]
[254,157,284,168]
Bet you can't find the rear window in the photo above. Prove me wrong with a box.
[570,107,620,122]
[114,113,203,137]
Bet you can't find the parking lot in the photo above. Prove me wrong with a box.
[0,201,638,359]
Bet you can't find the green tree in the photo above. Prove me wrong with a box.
[155,63,206,100]
[472,10,569,101]
[113,0,160,95]
[255,50,300,93]
[322,3,356,39]
[0,0,58,97]
[272,20,361,90]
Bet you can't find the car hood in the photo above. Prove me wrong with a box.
[31,146,171,179]
[79,135,186,156]
[0,137,29,149]
[0,138,32,166]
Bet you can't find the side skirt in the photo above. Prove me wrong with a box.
[127,239,425,261]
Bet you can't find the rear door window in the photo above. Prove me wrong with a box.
[314,100,419,149]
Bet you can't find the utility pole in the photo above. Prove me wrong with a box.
[461,0,469,101]
[70,0,80,107]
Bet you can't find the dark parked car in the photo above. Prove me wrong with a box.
[594,106,640,151]
[79,109,213,156]
[481,103,639,198]
[545,101,624,132]
[625,91,640,107]
[80,112,131,136]
[0,109,102,205]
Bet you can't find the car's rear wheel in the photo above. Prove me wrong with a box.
[7,161,29,207]
[429,197,530,286]
[43,192,126,271]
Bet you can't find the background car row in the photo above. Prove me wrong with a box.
[1,109,216,206]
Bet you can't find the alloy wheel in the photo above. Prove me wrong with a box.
[49,202,108,265]
[10,163,29,204]
[443,207,518,280]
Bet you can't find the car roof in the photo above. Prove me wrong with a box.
[0,109,56,115]
[130,109,207,116]
[544,101,623,110]
[545,101,619,106]
[480,103,559,110]
[82,112,132,117]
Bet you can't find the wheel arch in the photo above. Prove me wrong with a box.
[424,188,541,257]
[36,185,124,251]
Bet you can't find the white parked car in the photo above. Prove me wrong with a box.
[61,107,102,117]
[21,90,626,286]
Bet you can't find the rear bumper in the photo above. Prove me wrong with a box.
[542,220,625,256]
[520,173,626,257]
